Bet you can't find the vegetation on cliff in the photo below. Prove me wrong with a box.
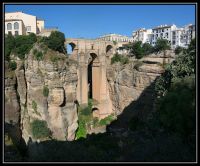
[31,120,51,139]
[111,53,129,64]
[123,38,170,59]
[5,31,66,64]
[155,38,196,142]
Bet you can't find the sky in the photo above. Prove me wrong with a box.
[5,4,195,39]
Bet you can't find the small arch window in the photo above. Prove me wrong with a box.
[7,23,12,30]
[14,22,19,30]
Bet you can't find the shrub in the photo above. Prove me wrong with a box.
[142,43,154,55]
[50,55,64,63]
[31,120,51,139]
[154,38,170,52]
[175,46,183,55]
[157,75,195,137]
[45,31,66,53]
[32,100,37,112]
[131,41,144,59]
[43,86,49,97]
[35,51,43,61]
[33,49,37,55]
[99,114,115,126]
[75,121,87,140]
[111,53,129,64]
[5,33,15,61]
[8,61,17,70]
[15,33,37,59]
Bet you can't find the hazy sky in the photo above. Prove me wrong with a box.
[5,4,195,39]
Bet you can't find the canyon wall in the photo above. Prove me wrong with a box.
[5,44,79,143]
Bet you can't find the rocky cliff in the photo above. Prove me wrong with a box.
[107,50,175,117]
[5,44,79,143]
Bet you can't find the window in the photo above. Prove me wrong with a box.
[7,23,12,30]
[8,31,12,35]
[26,26,31,32]
[15,31,19,36]
[14,22,19,30]
[162,29,164,32]
[172,41,176,45]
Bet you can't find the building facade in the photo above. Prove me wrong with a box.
[5,11,45,36]
[96,33,134,43]
[132,24,195,49]
[132,28,152,44]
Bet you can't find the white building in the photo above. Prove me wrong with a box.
[96,33,134,43]
[132,24,195,49]
[151,24,177,47]
[132,28,152,44]
[5,11,45,36]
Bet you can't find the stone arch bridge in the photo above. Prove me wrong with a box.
[65,38,116,119]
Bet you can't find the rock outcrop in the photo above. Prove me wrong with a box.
[5,44,79,143]
[107,51,174,116]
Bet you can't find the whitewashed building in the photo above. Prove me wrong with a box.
[132,28,152,44]
[132,24,195,49]
[96,33,134,43]
[5,11,45,36]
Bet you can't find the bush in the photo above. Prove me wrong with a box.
[175,46,183,55]
[111,53,129,64]
[32,100,37,112]
[45,31,66,53]
[75,121,87,140]
[131,41,144,59]
[157,75,195,137]
[43,86,49,97]
[15,33,37,59]
[154,38,170,52]
[33,49,37,55]
[99,114,115,126]
[142,43,154,55]
[5,33,15,61]
[8,61,17,70]
[35,51,43,61]
[31,120,51,139]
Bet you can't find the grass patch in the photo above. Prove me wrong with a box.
[31,120,51,139]
[43,86,49,97]
[32,100,41,116]
[99,114,115,126]
[111,53,129,65]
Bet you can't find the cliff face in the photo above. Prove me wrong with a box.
[107,50,175,116]
[5,44,79,143]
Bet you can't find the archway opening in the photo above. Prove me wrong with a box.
[88,53,98,99]
[66,42,76,55]
[106,45,113,54]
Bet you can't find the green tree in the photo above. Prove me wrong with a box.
[154,38,170,52]
[8,61,17,70]
[45,31,66,53]
[15,33,37,59]
[131,41,144,59]
[175,46,184,55]
[142,43,154,55]
[5,33,15,61]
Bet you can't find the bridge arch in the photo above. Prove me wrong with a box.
[66,42,76,54]
[106,45,113,54]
